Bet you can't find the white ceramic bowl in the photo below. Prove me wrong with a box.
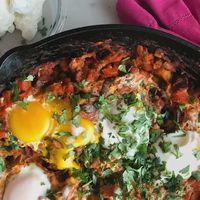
[0,0,66,56]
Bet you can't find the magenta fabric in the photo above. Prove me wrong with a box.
[183,0,200,23]
[116,0,200,46]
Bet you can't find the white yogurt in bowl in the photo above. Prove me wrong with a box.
[0,0,66,56]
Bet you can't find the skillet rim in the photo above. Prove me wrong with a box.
[0,24,200,66]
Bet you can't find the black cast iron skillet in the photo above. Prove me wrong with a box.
[0,24,200,92]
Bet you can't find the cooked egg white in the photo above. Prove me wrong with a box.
[3,164,51,200]
[0,0,15,37]
[156,131,200,179]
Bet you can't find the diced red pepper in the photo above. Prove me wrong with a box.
[65,82,74,95]
[0,131,6,139]
[100,185,116,198]
[17,80,31,92]
[2,90,12,106]
[102,67,118,78]
[50,83,64,96]
[172,88,188,104]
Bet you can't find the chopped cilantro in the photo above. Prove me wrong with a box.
[102,169,113,178]
[149,129,161,143]
[23,75,34,81]
[171,144,182,159]
[46,92,55,102]
[78,80,89,88]
[178,104,185,112]
[0,156,5,173]
[72,115,80,127]
[80,92,92,99]
[45,189,55,200]
[179,165,190,175]
[164,173,183,193]
[159,141,172,153]
[189,96,195,104]
[16,99,28,110]
[118,64,127,73]
[55,131,71,137]
[11,82,19,102]
[192,171,200,180]
[8,134,19,150]
[122,57,130,62]
[193,149,200,160]
[52,109,68,125]
[198,113,200,123]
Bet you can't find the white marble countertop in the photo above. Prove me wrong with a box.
[64,0,119,30]
[0,0,120,56]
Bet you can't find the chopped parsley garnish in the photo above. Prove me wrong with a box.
[118,64,127,73]
[72,115,80,127]
[159,141,172,153]
[23,75,34,81]
[45,189,55,200]
[11,82,19,102]
[52,108,68,125]
[171,144,182,159]
[16,98,28,110]
[164,173,184,195]
[0,156,5,173]
[70,94,81,127]
[193,149,200,160]
[179,165,190,175]
[40,182,45,186]
[55,131,71,137]
[178,104,185,112]
[46,92,56,102]
[8,134,19,150]
[192,171,200,180]
[78,80,89,88]
[121,57,130,62]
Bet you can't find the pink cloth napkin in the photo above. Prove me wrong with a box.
[116,0,200,46]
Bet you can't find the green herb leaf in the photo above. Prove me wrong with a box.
[159,141,172,153]
[11,82,19,102]
[171,144,182,159]
[118,64,127,73]
[122,57,130,62]
[150,129,161,143]
[52,109,68,125]
[78,80,89,88]
[192,171,200,180]
[45,189,55,200]
[179,165,190,175]
[46,92,56,102]
[8,134,19,150]
[193,149,200,160]
[72,115,80,127]
[178,104,185,112]
[23,75,34,81]
[0,156,5,173]
[102,169,113,177]
[16,99,28,110]
[55,131,71,137]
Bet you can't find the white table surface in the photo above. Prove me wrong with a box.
[64,0,119,30]
[0,0,120,56]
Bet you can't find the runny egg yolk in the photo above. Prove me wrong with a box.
[8,98,99,170]
[9,101,52,143]
[49,118,100,170]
